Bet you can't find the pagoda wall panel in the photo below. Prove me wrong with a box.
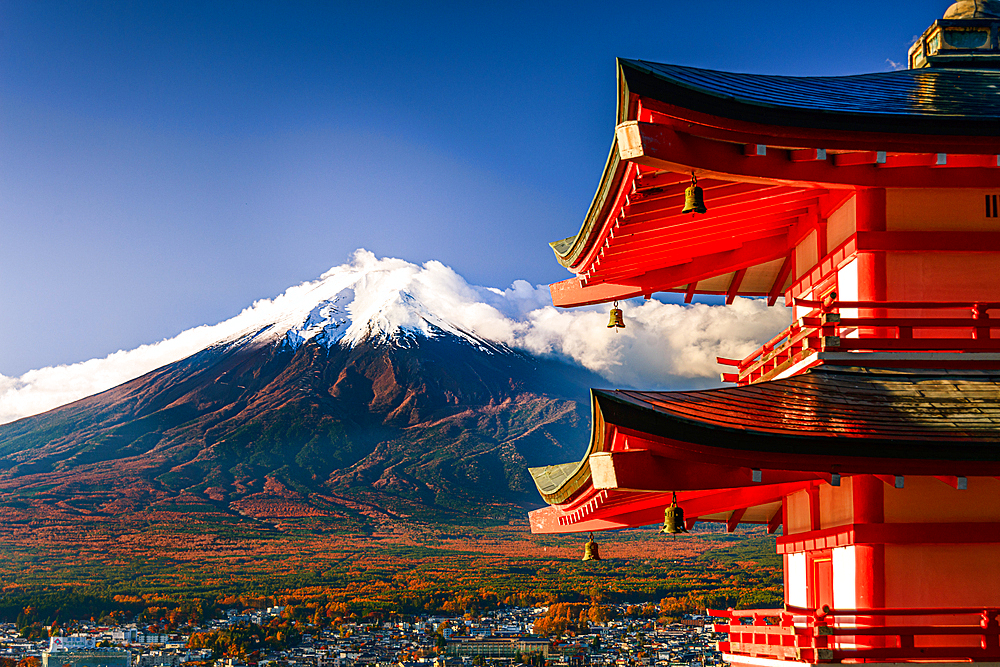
[786,488,813,534]
[827,196,857,252]
[883,476,1000,522]
[795,229,819,279]
[885,543,1000,610]
[887,188,1000,232]
[819,477,854,529]
[886,252,1000,305]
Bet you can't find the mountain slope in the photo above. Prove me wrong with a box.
[0,323,601,527]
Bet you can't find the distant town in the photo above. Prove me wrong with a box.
[0,605,724,667]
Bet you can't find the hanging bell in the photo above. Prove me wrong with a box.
[661,492,689,535]
[582,532,601,561]
[607,301,625,329]
[681,173,707,215]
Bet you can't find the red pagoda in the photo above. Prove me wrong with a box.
[529,2,1000,665]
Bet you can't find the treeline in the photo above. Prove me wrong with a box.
[0,593,218,633]
[0,533,782,627]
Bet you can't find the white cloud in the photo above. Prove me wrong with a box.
[0,250,789,424]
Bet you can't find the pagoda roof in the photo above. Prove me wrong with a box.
[620,59,1000,135]
[548,59,1000,308]
[528,367,1000,533]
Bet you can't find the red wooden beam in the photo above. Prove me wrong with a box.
[610,423,1000,478]
[879,153,941,168]
[727,508,747,533]
[615,121,1000,189]
[833,151,886,166]
[625,181,790,217]
[592,226,792,286]
[609,205,809,255]
[550,278,644,308]
[598,214,802,274]
[587,233,791,300]
[622,184,811,226]
[768,254,794,306]
[789,148,827,162]
[855,231,1000,253]
[726,269,746,305]
[777,522,1000,550]
[684,282,697,304]
[588,449,829,492]
[767,509,782,535]
[633,171,704,191]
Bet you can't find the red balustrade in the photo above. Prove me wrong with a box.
[718,300,1000,385]
[711,605,1000,663]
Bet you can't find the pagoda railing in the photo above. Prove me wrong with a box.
[712,605,1000,664]
[719,299,1000,385]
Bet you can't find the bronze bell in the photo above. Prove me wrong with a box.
[607,301,625,329]
[681,174,707,215]
[582,532,601,561]
[662,492,689,535]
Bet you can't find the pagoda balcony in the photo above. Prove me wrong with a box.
[713,606,1000,665]
[719,299,1000,386]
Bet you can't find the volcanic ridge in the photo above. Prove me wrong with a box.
[0,256,602,530]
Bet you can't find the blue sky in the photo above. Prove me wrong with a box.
[1,1,948,375]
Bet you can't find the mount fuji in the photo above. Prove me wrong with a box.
[0,252,612,527]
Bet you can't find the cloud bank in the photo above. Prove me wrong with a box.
[0,251,789,424]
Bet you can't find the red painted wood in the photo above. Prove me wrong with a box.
[726,269,746,305]
[727,508,747,532]
[624,121,1000,189]
[768,254,793,306]
[856,230,1000,252]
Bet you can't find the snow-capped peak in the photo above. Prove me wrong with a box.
[216,250,539,354]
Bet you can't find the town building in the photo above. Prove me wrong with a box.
[43,637,131,667]
[445,636,550,658]
[529,2,1000,666]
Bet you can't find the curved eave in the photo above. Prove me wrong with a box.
[528,390,606,505]
[531,368,1000,510]
[620,59,1000,137]
[550,143,623,269]
[551,60,640,270]
[550,59,1000,289]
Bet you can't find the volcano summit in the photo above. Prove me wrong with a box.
[0,254,613,526]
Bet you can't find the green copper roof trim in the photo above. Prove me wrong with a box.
[550,59,636,270]
[549,143,622,268]
[529,390,605,504]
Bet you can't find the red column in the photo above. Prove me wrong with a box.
[853,474,885,647]
[855,189,887,337]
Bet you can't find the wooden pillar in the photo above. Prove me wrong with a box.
[853,474,885,609]
[855,189,887,336]
[853,474,885,647]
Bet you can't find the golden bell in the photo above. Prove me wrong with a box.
[661,492,689,535]
[607,301,625,329]
[682,174,707,215]
[582,532,601,561]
